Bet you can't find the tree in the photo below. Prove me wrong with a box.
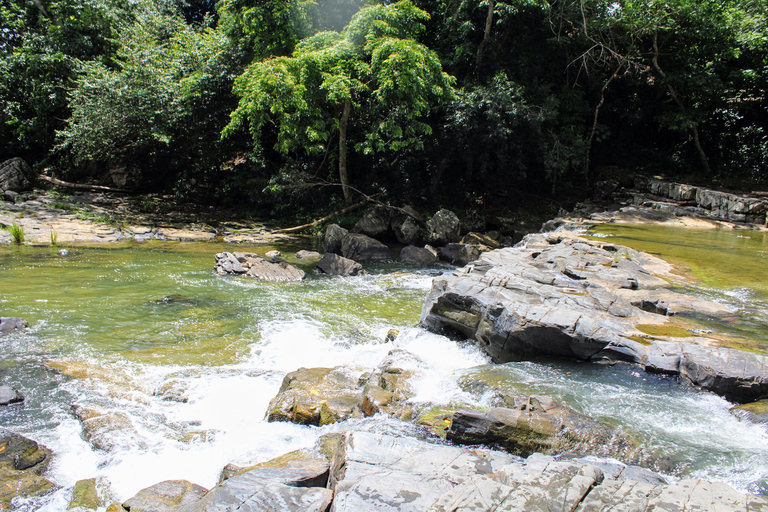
[224,0,455,203]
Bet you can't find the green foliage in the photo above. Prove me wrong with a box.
[224,0,455,197]
[50,229,59,245]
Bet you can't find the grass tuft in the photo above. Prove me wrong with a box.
[7,223,25,244]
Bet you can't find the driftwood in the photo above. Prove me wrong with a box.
[38,174,129,194]
[270,199,371,234]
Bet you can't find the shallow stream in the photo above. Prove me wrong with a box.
[0,229,766,510]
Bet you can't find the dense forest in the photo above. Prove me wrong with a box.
[1,0,766,219]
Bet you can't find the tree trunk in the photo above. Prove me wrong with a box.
[652,29,711,174]
[585,60,623,182]
[476,0,494,77]
[338,100,352,204]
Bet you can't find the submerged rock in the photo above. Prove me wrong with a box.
[0,317,29,335]
[214,252,305,282]
[420,231,768,403]
[731,399,768,423]
[0,386,24,406]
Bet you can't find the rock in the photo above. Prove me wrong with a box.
[731,399,768,423]
[425,209,461,246]
[460,232,501,252]
[391,207,423,246]
[0,158,35,192]
[446,403,639,461]
[323,224,349,254]
[384,329,399,343]
[295,250,322,261]
[265,250,282,259]
[419,231,768,403]
[328,431,518,511]
[68,478,104,511]
[120,480,207,512]
[0,429,56,506]
[0,386,24,406]
[214,252,305,282]
[327,431,767,512]
[399,245,437,265]
[266,367,364,426]
[352,205,392,238]
[340,233,392,262]
[220,448,331,483]
[72,405,141,452]
[316,253,365,277]
[184,467,332,512]
[322,224,393,262]
[437,243,481,266]
[460,209,486,234]
[0,317,29,335]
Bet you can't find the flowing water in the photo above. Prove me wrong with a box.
[0,232,766,510]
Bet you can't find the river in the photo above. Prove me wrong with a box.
[0,229,766,510]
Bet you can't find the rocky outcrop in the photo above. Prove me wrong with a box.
[425,209,460,245]
[635,176,768,224]
[351,205,424,245]
[316,253,365,276]
[108,480,208,512]
[420,231,768,404]
[322,224,393,262]
[0,158,35,193]
[0,317,29,335]
[0,429,56,506]
[214,252,305,282]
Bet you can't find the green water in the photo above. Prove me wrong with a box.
[587,224,768,296]
[1,233,767,507]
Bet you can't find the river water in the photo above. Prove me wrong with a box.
[0,231,766,510]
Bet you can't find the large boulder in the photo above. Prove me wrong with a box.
[0,317,29,335]
[316,253,365,277]
[0,158,35,193]
[398,245,437,266]
[111,480,207,512]
[425,209,461,246]
[420,231,768,403]
[391,207,423,246]
[322,224,393,262]
[437,243,481,266]
[351,205,392,238]
[0,429,56,506]
[214,252,305,282]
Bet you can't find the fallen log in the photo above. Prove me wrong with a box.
[38,174,130,194]
[270,199,370,234]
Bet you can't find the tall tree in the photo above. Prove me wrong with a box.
[224,0,455,203]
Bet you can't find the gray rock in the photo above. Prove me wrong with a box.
[0,386,24,406]
[426,209,461,246]
[352,205,392,238]
[419,232,768,403]
[0,317,29,334]
[214,252,305,282]
[0,158,35,192]
[323,224,349,254]
[391,207,423,245]
[183,467,332,512]
[399,245,437,265]
[340,233,392,262]
[437,243,481,266]
[121,480,207,512]
[295,250,322,261]
[316,253,365,277]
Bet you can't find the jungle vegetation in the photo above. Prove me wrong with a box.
[2,0,766,219]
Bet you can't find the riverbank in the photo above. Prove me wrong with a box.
[0,190,304,245]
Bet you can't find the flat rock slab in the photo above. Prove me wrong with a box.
[420,231,768,403]
[0,429,56,506]
[329,432,768,512]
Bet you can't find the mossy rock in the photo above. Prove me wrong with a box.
[731,399,768,423]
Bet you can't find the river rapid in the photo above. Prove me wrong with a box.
[0,231,766,510]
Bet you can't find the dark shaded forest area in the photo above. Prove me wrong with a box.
[2,0,766,221]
